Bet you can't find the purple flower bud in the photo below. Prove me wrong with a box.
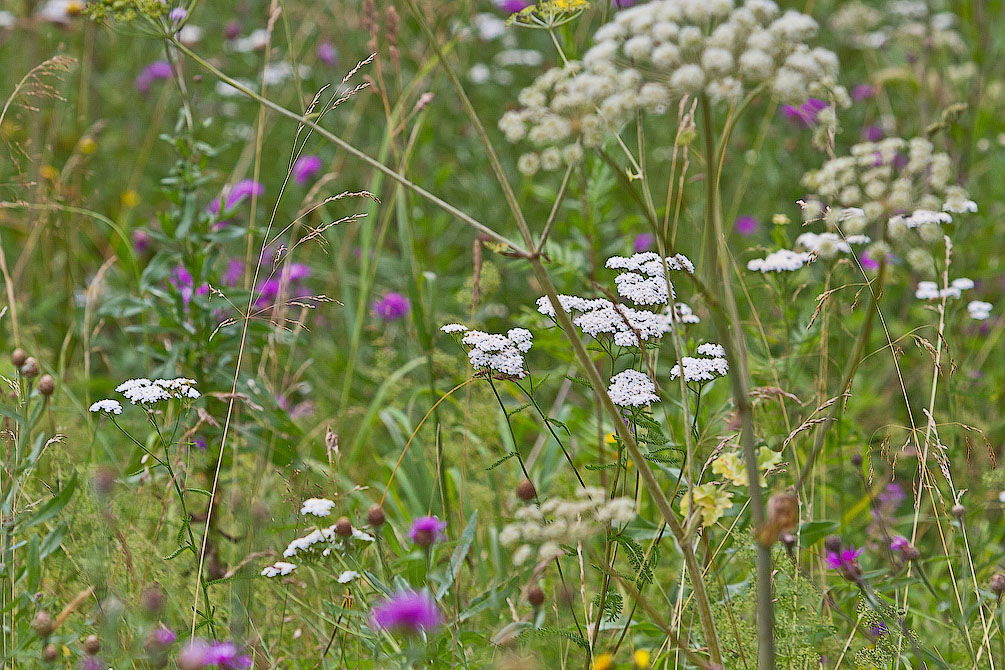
[633,233,654,253]
[132,228,152,253]
[862,125,884,142]
[224,20,241,41]
[372,292,411,320]
[495,0,533,12]
[292,155,322,185]
[734,215,759,237]
[169,7,187,22]
[317,42,337,66]
[851,83,875,101]
[408,515,446,547]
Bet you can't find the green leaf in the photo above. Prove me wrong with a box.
[437,509,477,600]
[21,474,77,530]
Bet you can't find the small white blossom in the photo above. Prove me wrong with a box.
[261,561,297,578]
[460,327,533,377]
[89,399,123,415]
[670,343,729,383]
[608,369,660,408]
[441,323,468,334]
[747,249,814,273]
[300,498,336,517]
[967,300,992,321]
[337,570,360,583]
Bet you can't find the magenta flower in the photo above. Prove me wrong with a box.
[178,639,251,669]
[889,536,909,553]
[780,98,828,127]
[496,0,533,12]
[79,658,102,670]
[135,60,173,92]
[862,125,884,141]
[859,252,879,271]
[408,515,447,546]
[373,292,411,320]
[734,215,759,237]
[317,42,337,66]
[254,264,311,307]
[169,7,187,22]
[633,233,655,253]
[224,20,241,40]
[825,545,863,571]
[132,228,152,254]
[208,179,265,218]
[292,155,322,185]
[370,591,441,633]
[222,258,244,287]
[851,83,875,102]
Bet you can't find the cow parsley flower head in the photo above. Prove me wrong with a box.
[300,498,336,517]
[89,399,123,415]
[608,369,659,408]
[459,327,533,377]
[747,249,814,273]
[261,561,296,577]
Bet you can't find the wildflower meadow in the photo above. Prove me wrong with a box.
[2,0,1005,668]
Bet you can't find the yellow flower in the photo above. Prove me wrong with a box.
[679,483,733,527]
[634,649,651,668]
[39,165,60,182]
[78,137,97,155]
[121,190,140,208]
[604,432,617,445]
[772,213,790,225]
[757,446,782,472]
[711,452,747,486]
[592,653,613,670]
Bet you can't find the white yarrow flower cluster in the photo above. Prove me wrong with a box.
[830,1,966,54]
[747,249,814,273]
[670,342,729,382]
[608,369,660,408]
[282,523,374,559]
[89,399,123,415]
[967,300,992,320]
[261,561,297,578]
[914,277,974,301]
[606,252,694,306]
[501,0,847,168]
[300,498,336,517]
[500,488,635,566]
[450,327,533,378]
[114,377,200,404]
[795,231,851,259]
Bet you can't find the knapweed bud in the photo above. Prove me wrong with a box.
[11,348,27,368]
[527,585,544,608]
[517,479,536,502]
[951,504,965,518]
[824,534,843,554]
[141,584,165,616]
[335,516,353,537]
[367,504,385,527]
[32,610,54,638]
[83,634,100,655]
[850,453,863,467]
[990,573,1005,595]
[902,545,921,561]
[20,357,40,379]
[42,644,59,662]
[38,374,55,397]
[781,532,797,555]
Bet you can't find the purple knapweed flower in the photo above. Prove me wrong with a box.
[633,233,654,253]
[373,292,411,320]
[152,625,177,646]
[222,258,244,287]
[825,545,864,571]
[862,125,884,141]
[177,639,252,669]
[317,42,337,66]
[851,83,875,102]
[780,98,828,127]
[496,0,533,12]
[735,215,759,237]
[135,60,173,92]
[208,179,265,218]
[370,591,441,633]
[292,155,322,185]
[878,482,905,508]
[889,536,910,553]
[132,228,152,254]
[408,515,447,547]
[224,20,241,41]
[254,264,311,307]
[79,658,102,670]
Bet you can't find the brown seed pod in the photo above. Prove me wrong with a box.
[516,479,537,502]
[756,492,799,546]
[11,348,27,368]
[20,357,40,379]
[83,634,100,655]
[42,644,59,662]
[38,374,55,397]
[32,611,54,638]
[526,585,545,608]
[990,573,1005,595]
[366,504,385,527]
[951,504,965,519]
[335,516,353,537]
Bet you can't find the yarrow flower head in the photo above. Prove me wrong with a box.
[300,498,336,517]
[607,369,659,408]
[408,515,447,547]
[967,300,992,321]
[261,561,296,577]
[915,278,973,301]
[458,327,533,378]
[670,343,729,383]
[747,249,814,273]
[369,591,441,634]
[89,399,123,415]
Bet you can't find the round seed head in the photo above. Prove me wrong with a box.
[11,348,27,367]
[335,516,353,537]
[38,374,55,397]
[517,479,537,502]
[527,585,545,608]
[367,504,386,527]
[20,357,40,379]
[83,635,100,655]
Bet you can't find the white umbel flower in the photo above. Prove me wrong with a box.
[747,249,814,273]
[608,369,660,408]
[967,300,992,320]
[337,570,360,583]
[89,399,123,415]
[670,342,729,383]
[261,561,297,577]
[440,323,468,334]
[300,498,336,517]
[461,327,533,377]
